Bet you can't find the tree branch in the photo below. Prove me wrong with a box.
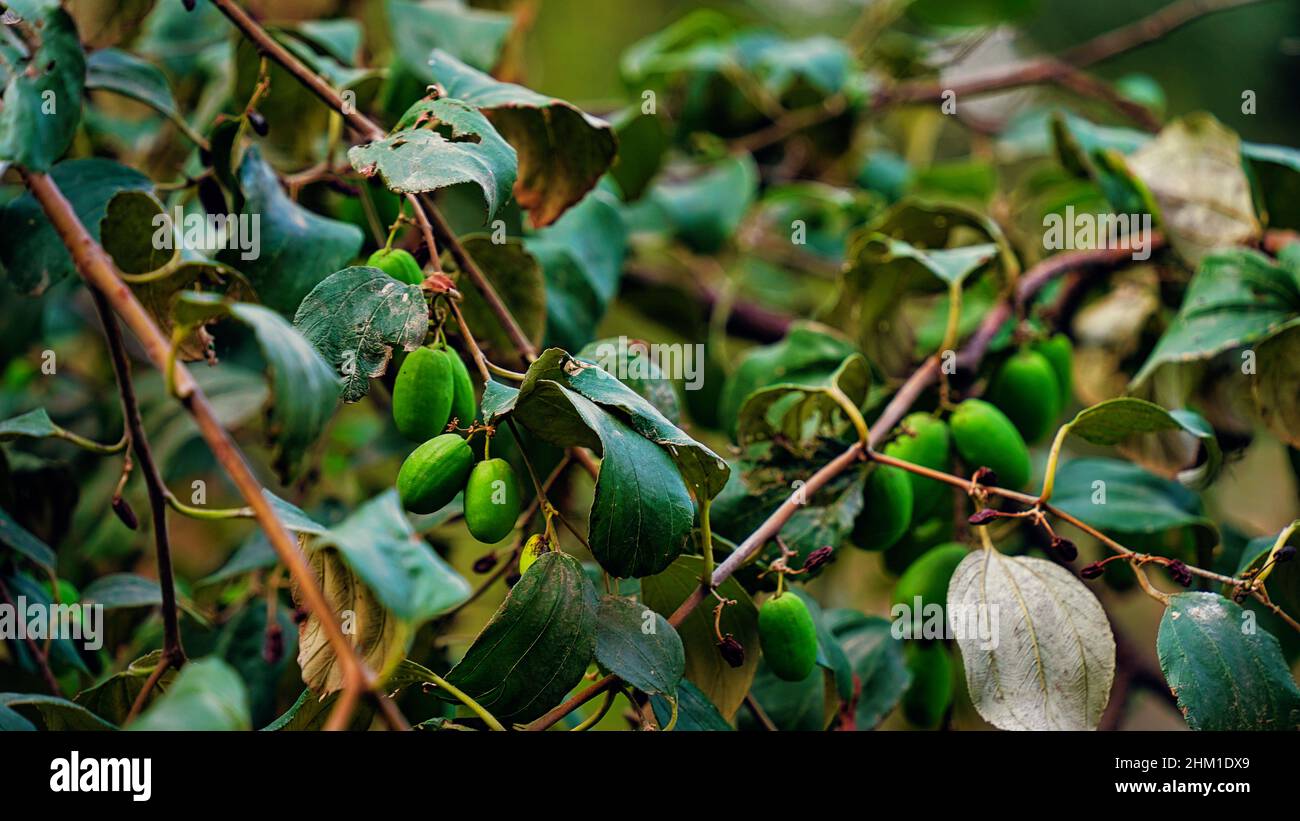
[18,168,406,732]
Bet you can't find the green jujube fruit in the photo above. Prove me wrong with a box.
[758,591,819,682]
[950,399,1032,490]
[986,349,1061,444]
[518,534,549,576]
[1033,333,1074,409]
[445,345,477,427]
[883,412,950,518]
[397,434,473,514]
[892,543,967,613]
[367,247,424,285]
[464,458,521,544]
[902,641,953,728]
[392,346,453,441]
[852,465,912,551]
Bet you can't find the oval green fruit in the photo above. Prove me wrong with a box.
[892,543,967,613]
[518,534,550,576]
[464,458,521,543]
[1032,333,1073,409]
[392,346,453,441]
[901,641,953,728]
[852,465,912,551]
[758,591,819,682]
[883,412,950,518]
[396,433,473,514]
[366,247,424,285]
[986,349,1061,444]
[950,399,1032,490]
[445,345,478,428]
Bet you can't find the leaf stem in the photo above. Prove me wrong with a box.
[423,669,506,731]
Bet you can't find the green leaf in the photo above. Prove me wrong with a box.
[1130,249,1299,387]
[85,47,178,120]
[577,338,683,424]
[609,109,668,202]
[263,659,437,730]
[1051,457,1218,553]
[349,97,516,222]
[425,50,616,227]
[1126,113,1260,266]
[1061,398,1221,489]
[218,147,364,316]
[947,550,1116,730]
[130,658,252,731]
[81,573,162,610]
[0,8,85,172]
[311,489,471,625]
[511,349,729,499]
[0,158,151,295]
[1157,592,1300,730]
[2,571,88,675]
[0,693,118,731]
[73,651,173,727]
[737,353,870,455]
[385,0,512,74]
[293,266,429,402]
[641,555,759,720]
[515,381,695,577]
[852,236,999,287]
[720,323,858,439]
[0,503,57,573]
[529,189,628,352]
[178,293,340,482]
[594,594,685,696]
[453,235,546,361]
[100,190,176,274]
[446,552,598,723]
[1251,326,1300,450]
[826,610,910,729]
[650,155,759,255]
[649,678,732,731]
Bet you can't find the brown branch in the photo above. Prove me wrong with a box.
[88,288,186,671]
[19,169,406,732]
[206,0,536,365]
[876,0,1274,120]
[525,238,1171,731]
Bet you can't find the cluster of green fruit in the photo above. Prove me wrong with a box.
[850,334,1073,726]
[373,249,524,545]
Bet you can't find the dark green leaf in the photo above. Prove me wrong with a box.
[641,555,759,719]
[349,97,516,222]
[293,266,429,402]
[0,158,151,295]
[0,497,57,573]
[386,0,512,74]
[1157,592,1300,730]
[649,678,732,731]
[81,573,161,610]
[0,693,117,731]
[827,610,910,729]
[1062,398,1221,489]
[0,8,84,172]
[445,552,598,723]
[426,50,616,227]
[85,47,178,120]
[454,235,546,362]
[594,594,685,696]
[218,147,363,316]
[737,354,869,456]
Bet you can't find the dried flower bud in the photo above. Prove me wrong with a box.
[717,634,745,668]
[802,546,834,572]
[971,466,998,487]
[183,0,196,11]
[1276,544,1296,564]
[505,571,522,588]
[1050,536,1078,562]
[472,553,498,574]
[247,109,269,137]
[263,622,284,664]
[1080,562,1106,580]
[968,509,1000,526]
[111,495,139,530]
[1167,560,1193,587]
[291,606,309,625]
